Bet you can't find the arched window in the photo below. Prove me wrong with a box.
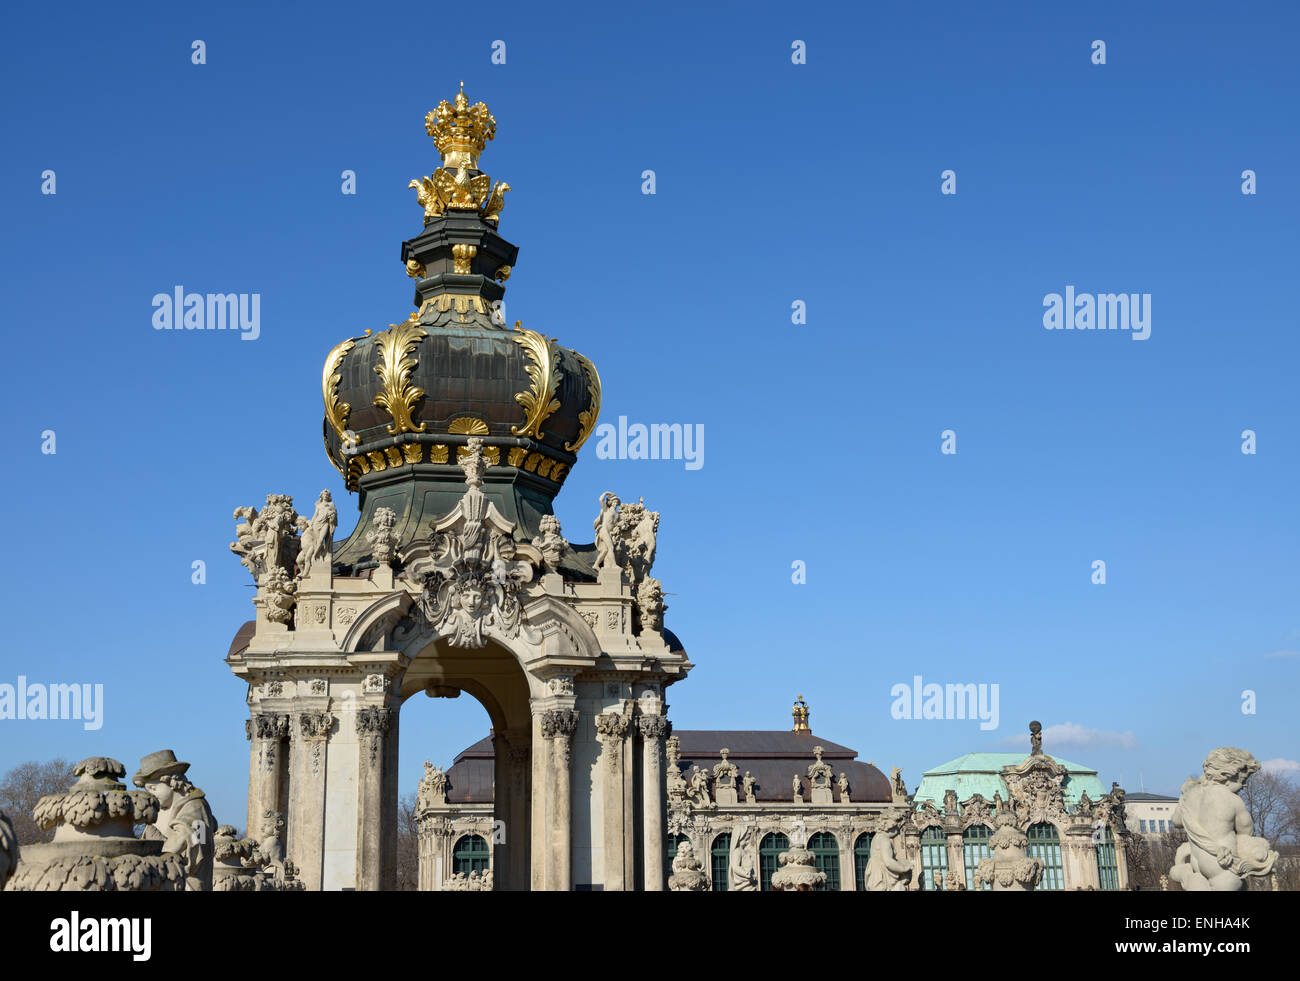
[853,832,874,891]
[1027,822,1064,890]
[1095,826,1120,890]
[710,833,731,892]
[919,825,947,890]
[962,824,993,890]
[808,831,841,891]
[666,833,688,880]
[759,832,789,891]
[452,834,490,875]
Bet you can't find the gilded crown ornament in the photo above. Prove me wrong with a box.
[409,83,511,227]
[426,81,496,169]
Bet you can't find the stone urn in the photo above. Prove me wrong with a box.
[667,839,709,892]
[770,844,827,892]
[4,757,185,891]
[974,810,1042,892]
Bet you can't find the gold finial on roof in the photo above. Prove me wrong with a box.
[792,694,811,734]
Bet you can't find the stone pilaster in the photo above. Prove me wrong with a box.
[355,705,395,891]
[638,715,669,890]
[541,708,578,891]
[294,709,334,890]
[495,730,530,892]
[945,830,965,890]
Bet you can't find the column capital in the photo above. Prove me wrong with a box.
[299,710,335,740]
[249,712,290,741]
[541,708,579,739]
[637,715,670,740]
[355,705,395,735]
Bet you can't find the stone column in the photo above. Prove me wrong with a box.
[355,705,395,891]
[541,708,578,891]
[530,708,548,891]
[246,712,290,836]
[595,711,631,890]
[494,729,530,891]
[638,715,669,891]
[294,709,334,890]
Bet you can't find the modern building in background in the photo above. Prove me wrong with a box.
[1124,792,1179,836]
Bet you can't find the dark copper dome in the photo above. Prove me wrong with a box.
[320,88,600,571]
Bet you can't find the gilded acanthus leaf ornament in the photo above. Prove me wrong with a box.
[322,338,358,474]
[565,350,602,453]
[510,324,563,439]
[373,321,429,436]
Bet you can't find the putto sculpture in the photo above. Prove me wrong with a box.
[1168,746,1278,891]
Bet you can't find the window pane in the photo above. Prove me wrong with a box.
[711,834,730,892]
[808,832,841,891]
[759,833,790,892]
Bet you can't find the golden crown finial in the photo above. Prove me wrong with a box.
[424,84,496,170]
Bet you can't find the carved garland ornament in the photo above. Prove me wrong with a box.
[510,325,562,438]
[373,320,429,436]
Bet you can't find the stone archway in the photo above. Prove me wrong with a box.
[394,637,534,891]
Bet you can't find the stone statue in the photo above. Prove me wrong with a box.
[689,766,711,807]
[418,761,448,808]
[863,813,913,891]
[893,767,908,801]
[838,772,850,803]
[230,493,302,580]
[635,576,667,633]
[933,870,943,890]
[742,771,756,804]
[135,750,218,891]
[618,497,659,582]
[729,825,758,891]
[1030,719,1043,756]
[368,506,399,566]
[296,490,337,578]
[792,774,803,803]
[256,809,294,883]
[0,808,18,889]
[1169,746,1278,891]
[943,788,958,814]
[532,513,569,571]
[593,492,620,573]
[667,839,708,891]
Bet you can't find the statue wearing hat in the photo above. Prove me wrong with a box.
[134,750,217,891]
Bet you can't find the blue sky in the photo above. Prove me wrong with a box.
[0,1,1296,824]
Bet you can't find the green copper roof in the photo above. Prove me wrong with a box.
[913,753,1107,809]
